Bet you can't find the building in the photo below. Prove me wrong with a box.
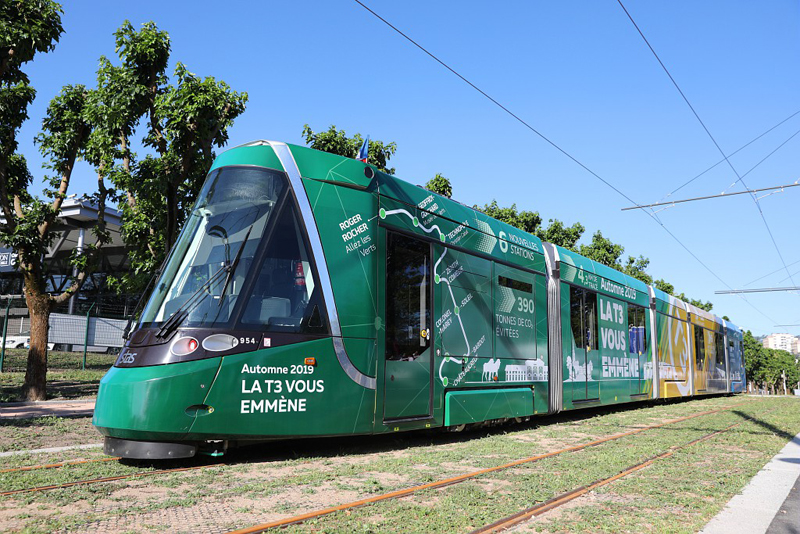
[0,196,136,317]
[762,333,800,355]
[0,197,138,352]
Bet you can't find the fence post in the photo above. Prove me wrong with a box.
[83,302,96,371]
[0,298,10,372]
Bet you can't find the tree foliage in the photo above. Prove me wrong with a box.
[0,0,64,85]
[743,331,800,393]
[0,12,247,399]
[302,124,397,174]
[477,201,585,250]
[0,1,110,400]
[425,173,452,198]
[100,21,248,292]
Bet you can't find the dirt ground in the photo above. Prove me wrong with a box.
[0,396,794,534]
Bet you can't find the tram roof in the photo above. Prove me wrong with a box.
[213,142,739,328]
[215,141,546,258]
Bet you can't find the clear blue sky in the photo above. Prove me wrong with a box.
[16,0,800,336]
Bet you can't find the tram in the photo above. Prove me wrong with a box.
[93,140,746,459]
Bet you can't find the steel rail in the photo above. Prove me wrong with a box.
[226,399,757,534]
[0,463,223,496]
[0,456,121,474]
[470,408,776,533]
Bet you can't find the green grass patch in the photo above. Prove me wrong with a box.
[0,416,101,453]
[1,396,796,534]
[0,349,114,401]
[0,348,116,372]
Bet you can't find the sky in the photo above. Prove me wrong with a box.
[15,0,800,336]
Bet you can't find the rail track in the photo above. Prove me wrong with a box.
[225,399,759,534]
[469,415,762,533]
[1,399,758,508]
[0,456,120,474]
[0,463,223,496]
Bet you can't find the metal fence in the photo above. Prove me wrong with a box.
[0,294,136,371]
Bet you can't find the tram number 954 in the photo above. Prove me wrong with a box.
[517,297,534,314]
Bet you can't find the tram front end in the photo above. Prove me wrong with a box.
[93,142,377,459]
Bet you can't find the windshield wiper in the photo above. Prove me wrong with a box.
[218,225,253,306]
[155,224,255,339]
[155,263,230,340]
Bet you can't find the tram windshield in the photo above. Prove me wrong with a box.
[139,166,326,334]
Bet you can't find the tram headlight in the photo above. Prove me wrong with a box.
[170,336,199,356]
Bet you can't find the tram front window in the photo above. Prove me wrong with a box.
[140,166,326,334]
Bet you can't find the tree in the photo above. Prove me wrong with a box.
[622,256,653,285]
[653,279,674,294]
[674,293,712,312]
[537,219,585,251]
[743,330,800,394]
[578,232,653,285]
[425,173,452,198]
[0,0,64,207]
[579,231,624,269]
[104,21,248,292]
[301,124,397,174]
[476,201,584,250]
[1,14,247,399]
[0,1,111,400]
[479,201,542,234]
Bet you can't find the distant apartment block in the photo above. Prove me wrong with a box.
[762,333,800,355]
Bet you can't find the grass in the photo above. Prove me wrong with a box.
[0,348,117,372]
[0,349,115,402]
[0,416,101,452]
[0,396,797,533]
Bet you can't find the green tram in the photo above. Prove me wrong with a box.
[93,140,746,459]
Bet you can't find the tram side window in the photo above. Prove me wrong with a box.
[570,286,583,350]
[570,286,598,351]
[385,233,431,361]
[628,305,646,355]
[694,325,705,369]
[499,276,533,294]
[585,292,598,351]
[715,332,725,370]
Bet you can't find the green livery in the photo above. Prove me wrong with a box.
[93,140,744,459]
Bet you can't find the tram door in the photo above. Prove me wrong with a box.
[569,286,599,402]
[383,232,433,420]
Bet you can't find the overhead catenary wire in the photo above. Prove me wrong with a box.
[616,0,799,295]
[743,257,800,287]
[352,0,779,326]
[777,267,800,285]
[649,140,800,215]
[655,109,800,203]
[720,127,800,195]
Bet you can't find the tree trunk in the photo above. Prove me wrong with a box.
[21,288,52,401]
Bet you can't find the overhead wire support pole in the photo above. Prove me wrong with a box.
[621,182,800,211]
[715,287,800,294]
